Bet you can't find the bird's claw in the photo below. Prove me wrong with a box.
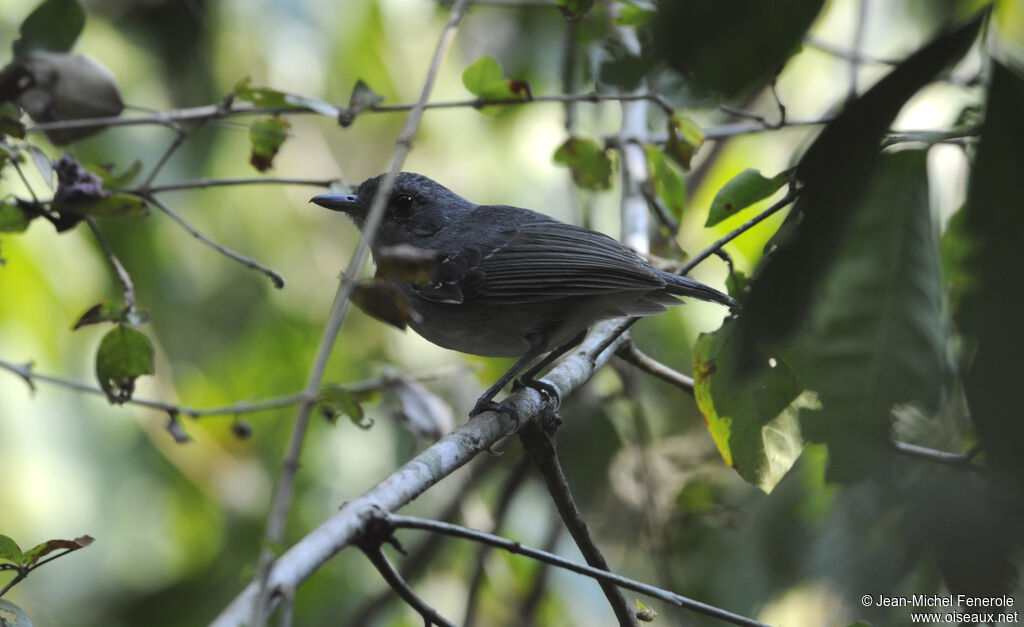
[514,378,561,409]
[469,398,522,429]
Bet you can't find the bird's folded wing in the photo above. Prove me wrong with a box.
[417,221,666,304]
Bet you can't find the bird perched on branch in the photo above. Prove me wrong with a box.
[311,173,736,419]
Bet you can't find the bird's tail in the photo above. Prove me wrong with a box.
[661,271,739,309]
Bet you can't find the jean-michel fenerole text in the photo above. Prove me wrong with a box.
[874,594,1015,609]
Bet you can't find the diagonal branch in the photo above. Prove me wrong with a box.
[210,317,630,626]
[247,1,473,624]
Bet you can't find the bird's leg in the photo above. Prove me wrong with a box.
[512,329,587,406]
[469,337,550,421]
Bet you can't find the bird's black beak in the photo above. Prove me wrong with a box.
[310,193,363,217]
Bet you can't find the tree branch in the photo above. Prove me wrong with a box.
[890,440,988,473]
[144,193,286,288]
[84,217,137,313]
[383,514,770,627]
[211,318,631,626]
[358,540,457,627]
[248,0,473,623]
[128,176,336,195]
[615,341,694,394]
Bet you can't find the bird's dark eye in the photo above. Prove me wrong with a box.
[391,193,414,214]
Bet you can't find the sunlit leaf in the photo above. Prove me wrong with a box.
[706,168,793,227]
[693,318,805,492]
[0,198,33,232]
[664,114,704,170]
[233,77,338,117]
[553,136,614,191]
[248,116,291,172]
[95,325,155,404]
[12,0,85,55]
[461,56,529,115]
[644,145,686,220]
[0,534,24,563]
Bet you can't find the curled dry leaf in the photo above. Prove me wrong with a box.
[385,373,454,441]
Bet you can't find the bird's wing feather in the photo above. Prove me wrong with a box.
[417,220,666,304]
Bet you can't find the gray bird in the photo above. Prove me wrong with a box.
[311,173,736,418]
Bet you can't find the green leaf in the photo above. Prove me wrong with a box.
[664,114,704,170]
[0,534,24,563]
[706,168,793,227]
[95,325,155,404]
[0,599,33,627]
[959,61,1024,484]
[12,0,86,56]
[0,198,33,232]
[554,0,594,20]
[61,192,149,218]
[22,535,93,566]
[615,4,654,27]
[0,103,26,139]
[72,300,127,330]
[792,151,948,482]
[85,160,142,189]
[733,14,986,371]
[693,318,805,492]
[644,145,687,220]
[653,0,824,97]
[461,56,529,115]
[248,116,291,172]
[553,136,614,191]
[337,79,385,127]
[233,77,338,117]
[318,385,371,428]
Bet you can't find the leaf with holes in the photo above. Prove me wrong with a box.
[248,116,291,172]
[318,385,370,428]
[95,325,154,403]
[706,168,793,227]
[461,56,530,115]
[553,137,614,191]
[693,318,805,492]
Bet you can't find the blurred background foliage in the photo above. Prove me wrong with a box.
[0,0,1021,625]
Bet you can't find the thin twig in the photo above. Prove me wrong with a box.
[128,177,337,195]
[249,1,472,623]
[679,185,800,275]
[463,456,531,627]
[890,440,989,473]
[0,357,463,421]
[615,341,694,394]
[140,122,192,191]
[849,0,870,100]
[518,422,638,626]
[347,455,501,626]
[516,513,562,626]
[84,217,137,312]
[143,193,286,289]
[359,542,458,627]
[386,513,770,627]
[805,38,901,66]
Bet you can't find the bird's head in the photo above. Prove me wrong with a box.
[311,172,471,248]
